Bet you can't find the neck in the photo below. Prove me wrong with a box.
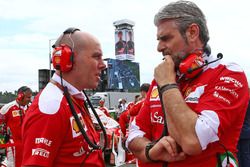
[17,100,25,107]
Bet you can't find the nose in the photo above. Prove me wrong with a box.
[99,59,106,70]
[157,41,165,53]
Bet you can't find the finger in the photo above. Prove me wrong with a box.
[160,138,175,156]
[174,152,186,161]
[165,136,177,155]
[162,54,169,60]
[160,136,177,156]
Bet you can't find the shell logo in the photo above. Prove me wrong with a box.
[72,116,85,134]
[72,119,80,133]
[150,87,159,99]
[54,57,61,64]
[184,87,192,98]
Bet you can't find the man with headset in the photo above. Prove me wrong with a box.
[22,28,107,166]
[0,86,32,167]
[127,1,249,167]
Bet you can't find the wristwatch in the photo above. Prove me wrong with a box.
[145,142,158,162]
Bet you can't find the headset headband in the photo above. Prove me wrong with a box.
[52,27,80,49]
[63,27,80,34]
[18,86,30,93]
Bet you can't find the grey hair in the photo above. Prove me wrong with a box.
[154,0,209,45]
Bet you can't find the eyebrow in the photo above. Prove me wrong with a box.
[157,34,171,41]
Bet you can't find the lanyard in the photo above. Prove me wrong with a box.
[70,96,95,133]
[50,80,99,147]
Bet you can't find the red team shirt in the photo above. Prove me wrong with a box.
[22,74,105,167]
[128,56,249,167]
[0,100,27,167]
[98,106,111,117]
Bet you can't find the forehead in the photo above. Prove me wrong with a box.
[24,90,32,96]
[83,37,102,53]
[157,20,179,36]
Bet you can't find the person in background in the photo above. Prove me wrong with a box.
[21,28,106,167]
[128,83,150,118]
[118,98,123,111]
[0,86,32,167]
[117,98,128,122]
[115,31,126,55]
[119,83,150,137]
[120,98,127,113]
[127,1,249,167]
[237,87,250,167]
[134,95,141,104]
[119,102,134,137]
[98,98,111,117]
[126,31,135,55]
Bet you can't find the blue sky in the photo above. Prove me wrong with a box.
[0,0,250,92]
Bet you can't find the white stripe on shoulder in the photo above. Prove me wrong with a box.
[205,58,243,73]
[225,62,244,72]
[0,101,17,114]
[38,83,64,115]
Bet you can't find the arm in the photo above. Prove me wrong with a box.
[128,136,151,162]
[154,55,202,155]
[127,98,185,163]
[129,100,143,116]
[128,136,185,162]
[118,111,127,136]
[161,88,201,155]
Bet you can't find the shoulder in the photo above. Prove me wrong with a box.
[222,61,244,72]
[207,58,244,73]
[0,100,17,114]
[205,59,247,84]
[38,83,64,115]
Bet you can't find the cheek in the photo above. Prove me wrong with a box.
[172,40,183,52]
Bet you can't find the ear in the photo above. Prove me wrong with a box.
[186,23,200,43]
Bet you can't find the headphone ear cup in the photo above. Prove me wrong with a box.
[52,44,74,72]
[179,53,205,78]
[17,92,24,101]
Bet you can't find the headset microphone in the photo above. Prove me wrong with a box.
[187,53,223,74]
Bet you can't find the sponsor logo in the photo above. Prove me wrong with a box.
[12,110,21,117]
[54,50,62,56]
[185,84,206,103]
[213,91,231,104]
[191,56,204,69]
[151,111,164,124]
[32,148,50,158]
[184,87,193,98]
[150,86,159,100]
[35,138,52,147]
[0,138,5,144]
[185,97,199,102]
[73,146,86,157]
[183,83,204,98]
[70,114,87,138]
[215,86,238,99]
[220,76,243,88]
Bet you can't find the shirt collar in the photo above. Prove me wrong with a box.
[52,73,86,100]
